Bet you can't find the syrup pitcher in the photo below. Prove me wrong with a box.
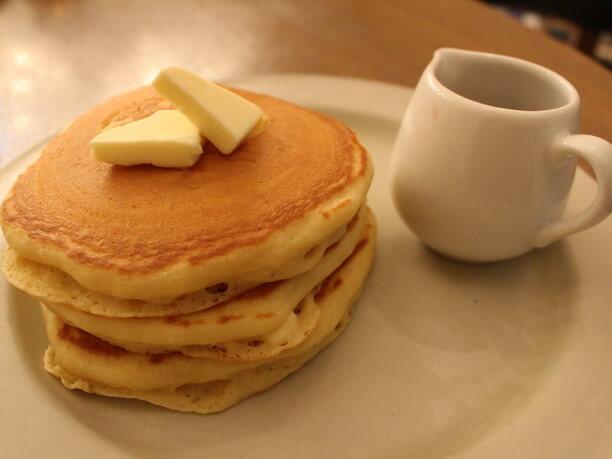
[390,48,612,262]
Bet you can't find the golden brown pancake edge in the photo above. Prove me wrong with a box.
[0,86,373,300]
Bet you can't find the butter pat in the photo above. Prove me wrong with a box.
[153,67,264,154]
[90,110,203,168]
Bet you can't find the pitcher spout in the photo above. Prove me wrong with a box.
[432,47,468,64]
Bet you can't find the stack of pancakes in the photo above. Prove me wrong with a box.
[0,86,376,414]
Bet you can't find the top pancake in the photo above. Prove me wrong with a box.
[1,86,372,301]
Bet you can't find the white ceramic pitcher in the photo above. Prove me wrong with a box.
[391,48,612,262]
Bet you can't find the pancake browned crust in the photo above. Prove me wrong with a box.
[0,86,373,301]
[36,208,372,352]
[41,217,376,414]
[2,206,365,318]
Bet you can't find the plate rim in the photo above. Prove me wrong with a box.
[0,73,609,459]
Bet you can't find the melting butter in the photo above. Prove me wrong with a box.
[90,110,203,168]
[153,67,264,154]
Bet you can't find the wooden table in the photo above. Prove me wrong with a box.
[1,0,610,165]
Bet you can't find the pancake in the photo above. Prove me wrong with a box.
[3,207,362,318]
[1,86,373,302]
[42,218,375,413]
[178,294,321,362]
[43,219,375,391]
[37,209,371,351]
[44,304,352,415]
[2,245,256,316]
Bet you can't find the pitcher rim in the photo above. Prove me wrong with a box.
[430,48,579,114]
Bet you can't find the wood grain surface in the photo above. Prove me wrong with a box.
[1,0,610,164]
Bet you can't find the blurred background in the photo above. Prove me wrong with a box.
[1,0,610,166]
[483,0,611,68]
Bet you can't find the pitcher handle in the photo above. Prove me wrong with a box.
[535,135,612,247]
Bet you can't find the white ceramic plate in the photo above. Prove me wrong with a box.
[1,75,610,459]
